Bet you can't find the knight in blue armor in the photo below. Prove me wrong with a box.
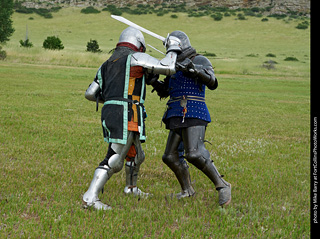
[156,31,231,206]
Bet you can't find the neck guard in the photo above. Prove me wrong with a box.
[177,47,197,62]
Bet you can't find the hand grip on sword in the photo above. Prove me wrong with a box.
[176,58,198,76]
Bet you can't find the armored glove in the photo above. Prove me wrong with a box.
[177,58,198,77]
[145,72,169,99]
[145,72,159,85]
[165,35,182,54]
[177,58,217,90]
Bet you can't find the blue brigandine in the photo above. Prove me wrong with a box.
[164,71,211,122]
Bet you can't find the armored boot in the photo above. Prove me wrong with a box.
[174,161,196,199]
[183,126,231,206]
[123,161,150,198]
[201,159,231,206]
[82,166,112,210]
[163,154,195,199]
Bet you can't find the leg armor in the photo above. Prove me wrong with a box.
[124,160,149,197]
[123,134,150,197]
[162,130,195,198]
[82,167,112,210]
[183,126,231,206]
[82,132,136,210]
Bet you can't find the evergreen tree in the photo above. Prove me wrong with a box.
[0,0,15,43]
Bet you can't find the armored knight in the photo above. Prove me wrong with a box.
[157,31,232,206]
[82,27,181,210]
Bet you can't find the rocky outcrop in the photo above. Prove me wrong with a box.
[17,0,311,15]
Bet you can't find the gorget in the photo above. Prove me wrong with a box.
[177,47,197,62]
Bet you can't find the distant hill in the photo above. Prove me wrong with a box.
[14,0,310,16]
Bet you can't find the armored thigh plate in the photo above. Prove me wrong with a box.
[183,126,210,169]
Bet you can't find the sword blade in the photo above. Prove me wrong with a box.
[111,15,166,43]
[147,44,165,55]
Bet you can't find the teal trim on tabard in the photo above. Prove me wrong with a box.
[139,105,146,141]
[139,75,145,141]
[123,54,132,99]
[97,68,103,90]
[140,75,145,104]
[102,120,110,143]
[103,100,128,144]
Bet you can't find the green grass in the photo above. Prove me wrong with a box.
[1,8,310,238]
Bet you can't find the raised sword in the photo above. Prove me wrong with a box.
[111,15,166,43]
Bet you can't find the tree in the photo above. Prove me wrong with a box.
[0,0,15,44]
[43,36,64,50]
[19,25,33,48]
[86,39,102,53]
[19,39,33,48]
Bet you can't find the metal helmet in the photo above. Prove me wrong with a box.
[118,27,146,52]
[168,31,191,51]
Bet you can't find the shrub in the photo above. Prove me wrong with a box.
[43,36,64,50]
[284,56,299,61]
[251,7,261,13]
[19,39,33,48]
[246,53,259,57]
[102,5,122,16]
[237,13,246,20]
[266,53,276,57]
[244,10,256,17]
[86,39,102,53]
[15,6,59,18]
[34,8,53,18]
[15,6,33,14]
[261,18,269,22]
[157,12,165,16]
[0,46,6,60]
[211,13,223,21]
[296,21,309,30]
[268,14,287,20]
[170,14,178,19]
[81,7,101,14]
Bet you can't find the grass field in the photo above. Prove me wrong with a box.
[1,8,310,238]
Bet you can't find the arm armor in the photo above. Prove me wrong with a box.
[193,64,218,90]
[131,52,177,76]
[180,55,218,90]
[85,81,103,103]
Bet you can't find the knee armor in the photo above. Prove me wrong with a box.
[185,148,210,169]
[162,153,178,166]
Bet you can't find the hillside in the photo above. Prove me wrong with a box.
[15,0,310,16]
[1,4,311,239]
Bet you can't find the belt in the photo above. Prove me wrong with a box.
[167,95,205,104]
[104,97,144,107]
